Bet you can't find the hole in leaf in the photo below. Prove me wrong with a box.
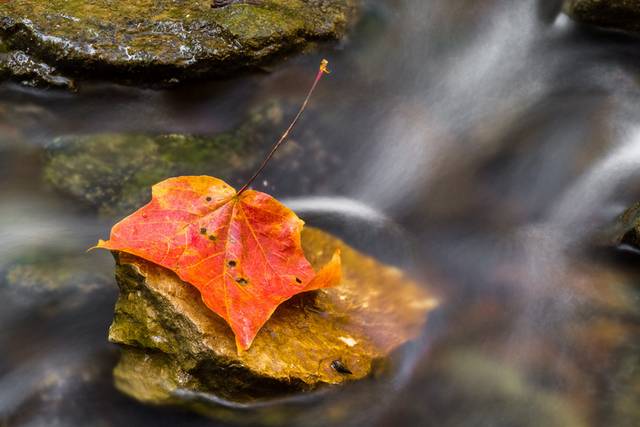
[295,277,302,284]
[331,360,352,375]
[209,235,217,241]
[228,260,237,267]
[206,197,212,202]
[236,278,248,286]
[200,227,207,235]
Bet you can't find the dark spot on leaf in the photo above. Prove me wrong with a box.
[200,228,207,235]
[331,360,352,375]
[228,260,237,267]
[236,278,248,286]
[206,197,212,202]
[209,235,216,241]
[295,277,302,284]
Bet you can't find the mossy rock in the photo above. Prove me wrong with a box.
[0,0,358,85]
[43,103,283,216]
[607,348,640,427]
[564,0,640,34]
[0,51,74,89]
[108,227,437,423]
[5,253,104,295]
[419,350,586,427]
[609,202,640,248]
[1,247,112,312]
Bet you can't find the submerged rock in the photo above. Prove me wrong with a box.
[0,0,357,86]
[43,103,283,216]
[608,349,640,427]
[2,247,112,310]
[564,0,640,34]
[419,350,585,427]
[108,227,436,417]
[5,252,104,295]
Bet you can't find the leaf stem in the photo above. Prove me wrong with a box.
[237,59,331,195]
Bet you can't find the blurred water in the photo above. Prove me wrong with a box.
[2,0,640,426]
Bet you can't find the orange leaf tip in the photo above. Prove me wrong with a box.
[320,59,330,74]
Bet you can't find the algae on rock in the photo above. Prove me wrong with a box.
[44,103,283,216]
[3,247,112,309]
[564,0,640,34]
[414,350,586,427]
[0,50,74,89]
[108,227,437,413]
[610,202,640,248]
[6,252,104,295]
[0,0,358,85]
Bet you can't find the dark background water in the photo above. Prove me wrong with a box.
[2,0,640,426]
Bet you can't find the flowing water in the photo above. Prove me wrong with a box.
[2,0,640,426]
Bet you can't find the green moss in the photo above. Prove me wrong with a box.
[426,350,586,427]
[1,246,112,314]
[606,202,640,248]
[43,103,284,216]
[564,0,640,33]
[0,0,357,84]
[4,249,109,296]
[113,348,193,405]
[608,350,640,426]
[0,51,74,88]
[109,287,180,355]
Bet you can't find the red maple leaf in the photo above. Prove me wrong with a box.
[97,60,339,351]
[97,175,341,351]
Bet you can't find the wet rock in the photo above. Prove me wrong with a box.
[0,0,357,86]
[0,101,58,144]
[5,253,103,295]
[2,247,112,310]
[607,349,640,427]
[0,50,74,89]
[43,103,283,216]
[402,350,586,427]
[1,350,113,427]
[562,264,640,426]
[108,227,436,417]
[610,202,640,248]
[564,0,640,34]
